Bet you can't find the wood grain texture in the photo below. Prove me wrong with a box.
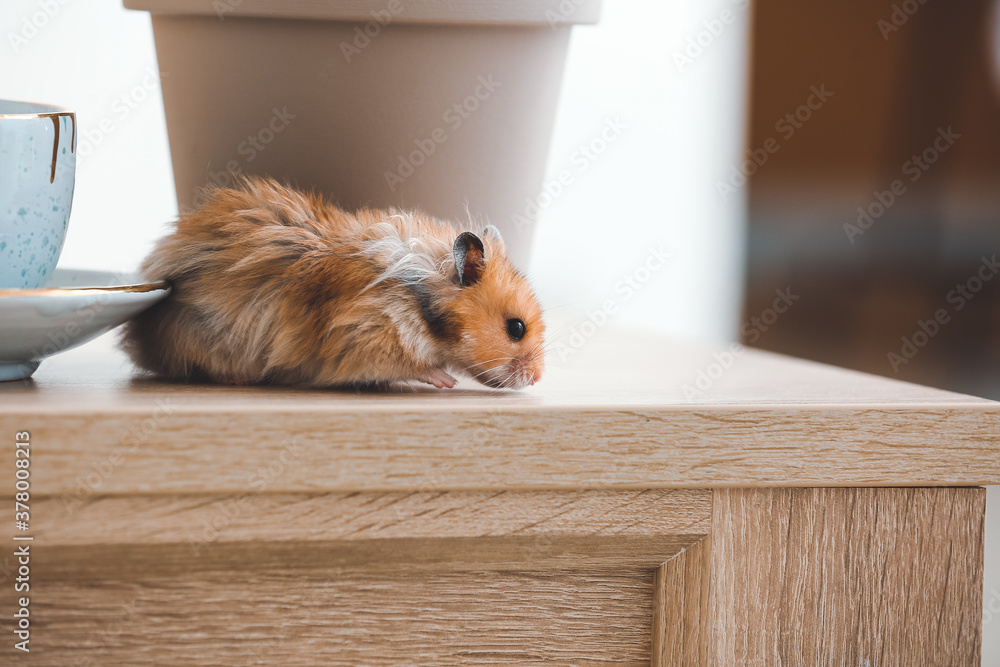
[24,570,655,666]
[709,487,986,665]
[8,408,997,496]
[35,489,713,546]
[651,536,710,666]
[0,485,986,664]
[0,488,711,665]
[33,489,712,573]
[2,332,997,494]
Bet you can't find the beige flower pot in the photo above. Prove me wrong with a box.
[124,0,601,267]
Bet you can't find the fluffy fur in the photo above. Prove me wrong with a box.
[120,177,545,390]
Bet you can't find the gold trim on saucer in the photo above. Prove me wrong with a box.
[0,281,170,298]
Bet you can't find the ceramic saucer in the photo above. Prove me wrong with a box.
[0,268,169,381]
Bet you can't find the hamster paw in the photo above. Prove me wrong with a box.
[417,368,457,389]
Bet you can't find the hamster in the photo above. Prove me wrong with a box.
[120,176,545,390]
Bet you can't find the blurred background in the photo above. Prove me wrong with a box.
[749,4,1000,657]
[743,7,1000,657]
[741,5,1000,658]
[744,0,1000,402]
[2,0,998,659]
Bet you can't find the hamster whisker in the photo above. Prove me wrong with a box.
[483,366,516,388]
[539,323,581,344]
[471,355,517,367]
[495,376,515,390]
[526,339,548,359]
[468,362,511,381]
[536,326,593,352]
[472,364,502,380]
[467,356,517,377]
[496,368,522,389]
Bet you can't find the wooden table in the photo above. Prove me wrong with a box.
[1,329,996,665]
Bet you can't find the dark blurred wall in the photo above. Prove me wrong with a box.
[743,0,1000,398]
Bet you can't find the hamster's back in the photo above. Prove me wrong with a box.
[121,178,383,384]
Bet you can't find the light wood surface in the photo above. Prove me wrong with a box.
[1,330,997,494]
[2,330,989,664]
[651,536,711,666]
[34,489,712,572]
[6,489,709,666]
[36,488,712,544]
[708,487,985,665]
[3,486,982,665]
[33,569,657,665]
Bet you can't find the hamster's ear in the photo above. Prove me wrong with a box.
[483,225,504,250]
[453,231,486,287]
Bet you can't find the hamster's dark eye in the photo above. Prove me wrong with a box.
[506,318,525,341]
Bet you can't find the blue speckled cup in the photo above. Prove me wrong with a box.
[0,101,76,288]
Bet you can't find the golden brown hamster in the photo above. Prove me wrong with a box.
[121,177,545,390]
